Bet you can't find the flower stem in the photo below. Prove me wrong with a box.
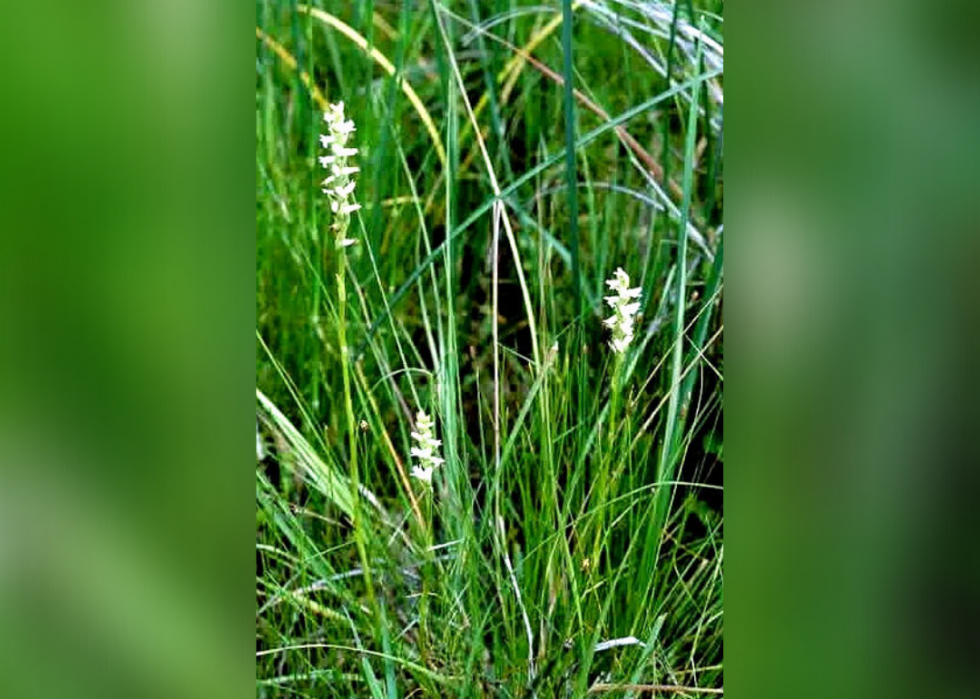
[592,358,623,569]
[338,263,377,612]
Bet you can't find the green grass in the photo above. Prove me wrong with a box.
[256,1,723,696]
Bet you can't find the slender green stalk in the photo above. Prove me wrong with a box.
[338,265,377,612]
[560,0,581,319]
[591,357,621,570]
[645,17,707,586]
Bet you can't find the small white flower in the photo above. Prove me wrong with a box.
[411,465,435,483]
[410,409,443,485]
[603,268,642,354]
[319,101,360,245]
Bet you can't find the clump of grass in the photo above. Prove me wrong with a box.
[257,1,723,696]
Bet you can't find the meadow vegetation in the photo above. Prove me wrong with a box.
[257,1,723,695]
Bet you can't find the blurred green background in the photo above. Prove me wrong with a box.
[729,1,980,697]
[0,1,253,697]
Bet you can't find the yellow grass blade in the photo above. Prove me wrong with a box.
[431,5,542,372]
[455,2,583,182]
[256,27,327,111]
[498,0,585,102]
[297,5,448,170]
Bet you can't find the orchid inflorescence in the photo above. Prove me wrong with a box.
[603,268,643,354]
[319,101,361,248]
[410,409,444,484]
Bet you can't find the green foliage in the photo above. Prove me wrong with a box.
[257,1,723,696]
